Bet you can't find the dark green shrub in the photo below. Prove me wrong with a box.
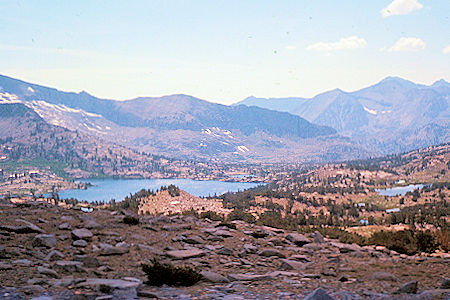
[368,230,437,255]
[199,211,224,221]
[415,231,437,253]
[310,227,367,246]
[227,209,256,224]
[141,259,202,286]
[123,215,140,225]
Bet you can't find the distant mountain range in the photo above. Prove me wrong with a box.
[0,74,368,163]
[2,74,447,164]
[237,77,449,154]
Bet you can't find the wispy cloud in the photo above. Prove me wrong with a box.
[306,36,367,52]
[381,0,423,17]
[443,45,450,54]
[285,45,297,50]
[388,37,426,52]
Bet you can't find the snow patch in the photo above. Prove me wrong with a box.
[0,92,22,103]
[27,87,35,93]
[237,145,249,153]
[363,106,377,115]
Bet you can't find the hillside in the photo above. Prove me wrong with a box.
[0,103,213,180]
[237,77,450,154]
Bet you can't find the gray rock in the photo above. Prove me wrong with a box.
[279,259,305,271]
[162,224,191,231]
[201,270,230,283]
[74,255,100,268]
[0,287,25,300]
[136,244,164,256]
[44,250,64,262]
[314,231,325,243]
[0,262,13,270]
[0,221,44,234]
[228,273,273,281]
[330,242,361,253]
[71,228,93,241]
[416,289,450,299]
[58,222,71,230]
[394,280,418,294]
[241,243,258,254]
[72,239,88,247]
[60,215,75,222]
[20,285,45,295]
[288,254,310,262]
[98,243,129,256]
[184,235,204,244]
[54,260,83,273]
[76,277,141,290]
[217,247,234,256]
[441,278,450,289]
[13,259,33,267]
[84,219,101,229]
[303,287,335,300]
[213,229,234,238]
[0,245,8,259]
[258,248,286,258]
[166,249,205,259]
[370,271,398,282]
[37,266,59,278]
[32,234,57,248]
[137,289,160,298]
[285,233,311,246]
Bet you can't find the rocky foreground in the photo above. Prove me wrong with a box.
[0,199,448,300]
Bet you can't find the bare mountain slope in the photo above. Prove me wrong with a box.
[0,75,369,163]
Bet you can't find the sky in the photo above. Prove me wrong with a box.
[0,0,449,104]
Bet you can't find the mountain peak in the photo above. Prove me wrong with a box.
[432,79,449,87]
[379,76,414,85]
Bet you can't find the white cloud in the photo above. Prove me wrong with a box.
[443,45,450,54]
[306,36,367,52]
[388,37,426,52]
[285,45,297,50]
[381,0,423,17]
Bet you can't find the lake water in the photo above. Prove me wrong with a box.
[57,178,261,203]
[376,184,424,197]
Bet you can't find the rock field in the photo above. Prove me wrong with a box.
[0,199,448,299]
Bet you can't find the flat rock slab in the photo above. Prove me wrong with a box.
[285,233,311,247]
[77,278,141,290]
[54,260,84,273]
[228,273,273,281]
[162,224,191,231]
[166,249,205,259]
[303,287,334,300]
[71,228,93,241]
[98,243,129,256]
[200,271,230,283]
[32,234,57,248]
[258,249,286,258]
[279,259,306,271]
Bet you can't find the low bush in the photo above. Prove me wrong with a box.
[309,227,367,246]
[199,211,224,221]
[227,209,256,224]
[141,259,202,286]
[123,215,140,225]
[368,230,437,255]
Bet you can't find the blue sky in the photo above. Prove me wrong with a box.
[0,0,449,104]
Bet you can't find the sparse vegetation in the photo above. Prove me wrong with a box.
[141,259,202,287]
